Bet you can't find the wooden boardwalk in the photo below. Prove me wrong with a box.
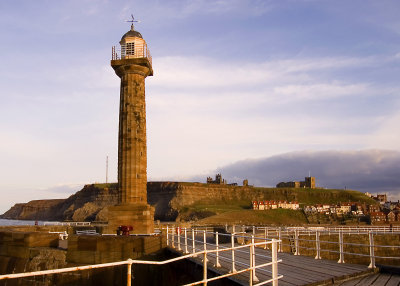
[336,273,400,286]
[169,240,400,285]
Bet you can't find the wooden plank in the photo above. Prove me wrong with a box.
[232,251,352,285]
[205,249,296,285]
[385,274,400,286]
[355,274,380,285]
[203,253,289,286]
[337,276,364,286]
[261,262,323,281]
[276,257,361,276]
[370,273,391,286]
[271,264,332,284]
[273,251,367,272]
[279,257,367,275]
[250,246,367,270]
[230,251,321,283]
[253,250,368,278]
[224,245,367,284]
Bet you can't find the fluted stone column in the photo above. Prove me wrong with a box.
[116,62,149,204]
[107,58,154,234]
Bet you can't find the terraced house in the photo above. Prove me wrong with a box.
[252,200,299,210]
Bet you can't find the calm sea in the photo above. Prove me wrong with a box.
[0,219,58,226]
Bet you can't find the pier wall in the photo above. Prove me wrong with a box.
[0,229,168,285]
[67,234,166,264]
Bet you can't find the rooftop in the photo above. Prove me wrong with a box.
[121,24,143,40]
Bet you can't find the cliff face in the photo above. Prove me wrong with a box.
[55,183,119,221]
[2,182,240,221]
[1,184,119,222]
[147,182,253,221]
[1,182,375,222]
[1,200,64,220]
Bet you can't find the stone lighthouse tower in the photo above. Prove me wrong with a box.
[107,23,154,234]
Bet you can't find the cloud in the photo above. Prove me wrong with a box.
[273,83,369,101]
[367,107,400,150]
[197,149,400,201]
[149,55,399,108]
[145,54,400,179]
[151,56,377,91]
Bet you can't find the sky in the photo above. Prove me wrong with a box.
[1,0,400,213]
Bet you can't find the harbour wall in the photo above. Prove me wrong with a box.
[0,228,238,285]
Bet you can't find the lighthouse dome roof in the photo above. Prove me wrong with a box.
[121,26,143,40]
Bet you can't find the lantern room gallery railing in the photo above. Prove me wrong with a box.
[112,43,152,66]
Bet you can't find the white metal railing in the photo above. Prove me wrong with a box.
[190,225,399,269]
[112,43,152,66]
[189,224,400,234]
[43,221,91,226]
[166,224,400,270]
[284,225,400,234]
[49,231,68,240]
[0,231,282,286]
[166,226,282,286]
[76,229,99,235]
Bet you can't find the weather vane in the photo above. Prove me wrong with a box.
[126,14,140,30]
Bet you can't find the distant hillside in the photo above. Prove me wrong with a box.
[1,182,376,223]
[148,182,377,222]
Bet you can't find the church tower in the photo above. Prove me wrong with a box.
[107,23,154,234]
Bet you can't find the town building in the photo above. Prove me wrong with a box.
[206,174,240,186]
[370,212,386,223]
[376,194,387,203]
[207,174,226,184]
[276,176,316,189]
[252,200,299,210]
[339,203,353,214]
[368,193,388,205]
[387,211,397,222]
[367,204,381,213]
[315,204,330,214]
[304,203,364,216]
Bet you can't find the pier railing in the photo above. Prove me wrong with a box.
[166,226,282,285]
[43,221,91,226]
[180,225,400,269]
[0,228,282,286]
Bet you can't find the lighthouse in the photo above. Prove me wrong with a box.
[107,22,154,234]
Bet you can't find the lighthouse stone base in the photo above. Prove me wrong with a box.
[105,203,155,234]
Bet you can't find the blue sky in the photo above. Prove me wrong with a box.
[1,0,400,212]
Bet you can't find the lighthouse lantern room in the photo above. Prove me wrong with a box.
[112,24,152,65]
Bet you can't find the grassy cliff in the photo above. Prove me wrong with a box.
[148,182,377,224]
